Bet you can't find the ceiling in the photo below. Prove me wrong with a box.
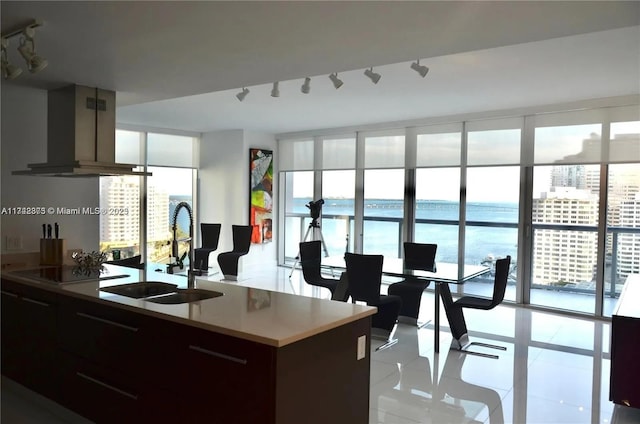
[2,1,639,135]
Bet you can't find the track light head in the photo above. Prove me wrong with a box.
[271,81,280,97]
[236,87,249,102]
[1,37,23,80]
[301,77,311,94]
[329,73,343,89]
[410,60,429,78]
[1,60,23,80]
[18,30,47,73]
[364,67,381,84]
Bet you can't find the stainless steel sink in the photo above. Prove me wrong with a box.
[145,288,223,304]
[101,282,178,298]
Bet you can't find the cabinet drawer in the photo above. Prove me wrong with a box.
[58,296,150,375]
[58,352,179,424]
[153,320,274,386]
[147,320,275,421]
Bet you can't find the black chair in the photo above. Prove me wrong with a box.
[345,252,402,351]
[194,223,221,272]
[388,242,437,327]
[217,225,252,280]
[106,254,144,270]
[299,241,340,297]
[440,255,511,359]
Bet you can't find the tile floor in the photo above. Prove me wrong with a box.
[2,264,640,424]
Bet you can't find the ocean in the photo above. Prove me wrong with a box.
[291,198,519,265]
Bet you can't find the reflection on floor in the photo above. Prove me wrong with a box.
[2,264,640,423]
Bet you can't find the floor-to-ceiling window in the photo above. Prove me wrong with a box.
[529,110,603,313]
[277,100,640,318]
[320,135,357,255]
[414,124,462,264]
[602,112,640,316]
[463,118,521,300]
[363,131,405,257]
[279,139,314,261]
[99,129,144,259]
[99,129,198,267]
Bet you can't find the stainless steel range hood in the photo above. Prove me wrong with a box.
[12,84,150,177]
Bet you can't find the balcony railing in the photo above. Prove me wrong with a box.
[284,212,640,298]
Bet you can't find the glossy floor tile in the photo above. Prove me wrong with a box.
[2,264,640,423]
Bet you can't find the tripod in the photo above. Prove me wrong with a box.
[289,217,330,279]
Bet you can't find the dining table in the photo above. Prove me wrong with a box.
[322,255,490,353]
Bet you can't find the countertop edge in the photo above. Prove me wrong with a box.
[1,268,377,347]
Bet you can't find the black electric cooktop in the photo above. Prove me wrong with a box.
[13,266,129,284]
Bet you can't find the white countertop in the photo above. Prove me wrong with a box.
[3,264,376,347]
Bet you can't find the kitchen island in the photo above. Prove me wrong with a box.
[1,264,376,423]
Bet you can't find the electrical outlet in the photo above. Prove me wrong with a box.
[357,335,366,360]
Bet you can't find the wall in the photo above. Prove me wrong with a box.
[199,129,277,273]
[1,84,100,258]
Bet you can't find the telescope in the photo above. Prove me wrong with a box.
[306,198,324,220]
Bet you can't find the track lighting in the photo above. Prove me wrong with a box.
[329,73,343,89]
[1,19,46,79]
[233,61,431,101]
[236,87,249,102]
[410,59,429,78]
[1,38,22,80]
[364,67,381,84]
[301,77,311,94]
[271,81,280,97]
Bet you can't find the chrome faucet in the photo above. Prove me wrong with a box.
[167,201,200,287]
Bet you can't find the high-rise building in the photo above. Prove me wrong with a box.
[99,176,141,252]
[616,192,640,278]
[532,186,599,285]
[99,176,170,256]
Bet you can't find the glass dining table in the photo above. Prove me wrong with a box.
[322,256,490,353]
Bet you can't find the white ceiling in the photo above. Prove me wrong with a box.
[2,1,639,135]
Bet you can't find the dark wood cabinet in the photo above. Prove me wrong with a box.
[1,278,58,400]
[2,276,372,423]
[610,275,640,409]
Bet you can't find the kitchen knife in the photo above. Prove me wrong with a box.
[47,224,52,239]
[54,222,59,239]
[42,224,46,239]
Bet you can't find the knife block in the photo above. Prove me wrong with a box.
[40,239,66,266]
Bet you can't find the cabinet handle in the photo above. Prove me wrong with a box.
[76,372,138,400]
[22,297,50,307]
[189,345,248,365]
[0,290,18,298]
[77,312,139,332]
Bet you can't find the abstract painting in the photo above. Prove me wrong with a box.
[249,148,273,243]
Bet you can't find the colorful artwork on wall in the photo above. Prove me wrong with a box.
[249,149,273,244]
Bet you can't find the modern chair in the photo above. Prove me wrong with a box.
[299,241,340,297]
[217,225,252,280]
[106,254,144,270]
[193,223,221,272]
[345,252,402,351]
[440,255,511,359]
[387,242,437,327]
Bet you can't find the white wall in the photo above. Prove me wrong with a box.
[1,84,100,256]
[199,129,277,273]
